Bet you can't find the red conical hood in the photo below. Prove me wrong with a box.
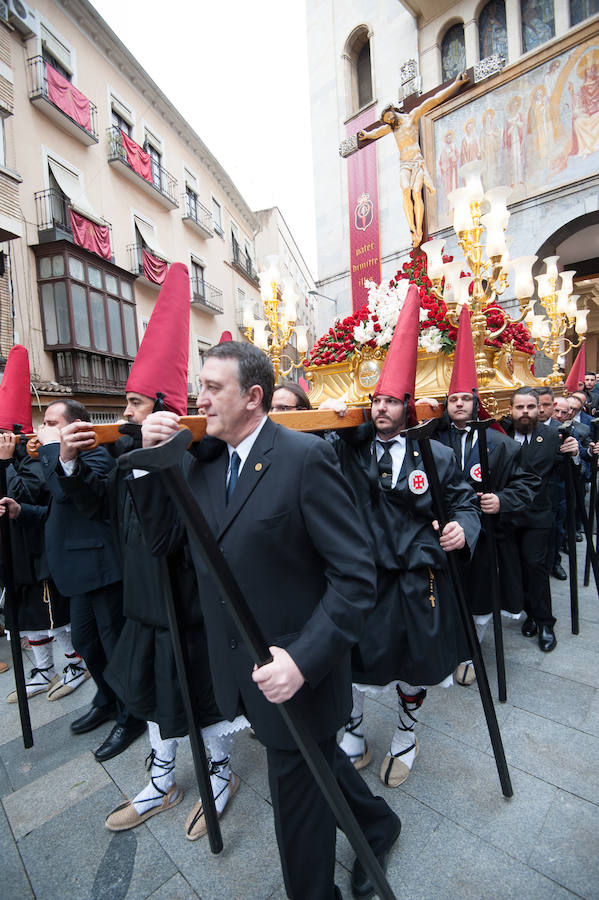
[126,263,190,415]
[449,306,478,395]
[218,330,232,344]
[374,284,420,414]
[565,344,586,393]
[0,345,32,432]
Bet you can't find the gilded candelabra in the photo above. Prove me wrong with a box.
[422,161,587,387]
[243,256,308,383]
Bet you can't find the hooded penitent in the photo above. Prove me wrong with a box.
[565,343,585,394]
[0,344,33,433]
[448,305,503,429]
[126,262,190,415]
[373,284,421,426]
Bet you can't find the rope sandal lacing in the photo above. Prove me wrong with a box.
[26,666,56,687]
[186,756,231,834]
[342,714,368,763]
[381,687,426,785]
[141,749,177,804]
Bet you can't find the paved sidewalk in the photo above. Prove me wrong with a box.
[1,557,598,900]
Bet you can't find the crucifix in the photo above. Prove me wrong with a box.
[340,71,471,248]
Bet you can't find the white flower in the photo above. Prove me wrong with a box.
[354,277,420,349]
[418,326,443,353]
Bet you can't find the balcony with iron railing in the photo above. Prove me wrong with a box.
[27,56,98,145]
[35,188,113,256]
[231,238,259,287]
[127,242,170,289]
[182,193,214,238]
[190,276,223,315]
[107,127,178,209]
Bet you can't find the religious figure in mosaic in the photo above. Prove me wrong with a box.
[569,51,599,159]
[527,85,552,171]
[480,108,502,188]
[503,95,525,187]
[358,71,469,247]
[460,117,481,164]
[439,129,460,212]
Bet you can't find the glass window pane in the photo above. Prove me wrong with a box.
[41,283,58,344]
[107,297,123,355]
[40,257,52,279]
[479,1,507,60]
[441,24,466,82]
[88,265,102,289]
[521,0,554,53]
[90,291,108,352]
[72,284,91,347]
[122,304,137,356]
[105,273,117,294]
[120,280,132,300]
[54,281,70,343]
[52,255,65,277]
[69,256,85,281]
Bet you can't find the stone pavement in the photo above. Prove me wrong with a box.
[1,558,598,900]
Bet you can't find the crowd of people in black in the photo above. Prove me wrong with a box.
[1,268,598,900]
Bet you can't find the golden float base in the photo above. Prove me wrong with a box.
[305,346,547,418]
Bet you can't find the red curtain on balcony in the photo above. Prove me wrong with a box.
[142,248,168,285]
[46,64,91,132]
[121,130,152,182]
[70,210,111,260]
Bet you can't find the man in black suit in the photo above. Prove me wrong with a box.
[503,388,579,652]
[15,399,144,760]
[135,342,399,900]
[583,372,599,414]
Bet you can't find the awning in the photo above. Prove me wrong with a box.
[133,214,167,259]
[48,158,103,226]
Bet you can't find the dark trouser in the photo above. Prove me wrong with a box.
[266,735,399,900]
[515,526,555,627]
[70,581,135,726]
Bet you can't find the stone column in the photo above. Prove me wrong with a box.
[464,17,479,66]
[505,0,521,62]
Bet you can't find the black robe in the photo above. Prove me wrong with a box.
[331,423,480,686]
[6,446,69,632]
[57,435,223,738]
[434,422,541,615]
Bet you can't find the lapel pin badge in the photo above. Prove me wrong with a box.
[255,462,263,471]
[536,435,543,442]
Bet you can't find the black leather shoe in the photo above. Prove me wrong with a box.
[521,616,537,638]
[94,720,146,762]
[551,564,568,581]
[351,817,401,899]
[538,624,557,652]
[71,704,115,735]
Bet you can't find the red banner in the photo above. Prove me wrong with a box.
[46,63,91,132]
[346,110,382,312]
[121,130,152,183]
[69,209,111,260]
[142,248,168,285]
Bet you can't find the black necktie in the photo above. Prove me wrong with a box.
[377,440,396,489]
[226,451,240,503]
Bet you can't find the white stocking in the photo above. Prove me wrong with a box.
[390,682,426,770]
[132,721,179,815]
[52,627,80,665]
[204,732,234,815]
[26,635,55,676]
[339,686,366,759]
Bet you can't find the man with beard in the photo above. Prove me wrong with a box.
[502,388,578,651]
[322,287,479,788]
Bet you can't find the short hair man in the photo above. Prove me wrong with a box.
[503,388,578,650]
[270,381,312,411]
[135,341,401,899]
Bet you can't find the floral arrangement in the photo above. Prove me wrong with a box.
[306,249,535,367]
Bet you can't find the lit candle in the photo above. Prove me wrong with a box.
[421,239,445,280]
[448,188,472,232]
[511,255,537,300]
[481,213,506,257]
[535,273,554,300]
[441,261,462,304]
[483,186,511,230]
[294,324,308,354]
[559,270,576,295]
[459,161,484,203]
[252,320,269,350]
[575,308,589,335]
[556,289,570,315]
[542,255,559,282]
[282,282,298,322]
[455,276,472,306]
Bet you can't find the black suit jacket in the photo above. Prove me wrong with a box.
[131,418,377,750]
[502,422,562,529]
[19,443,122,597]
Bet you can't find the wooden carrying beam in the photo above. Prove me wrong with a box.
[26,402,441,457]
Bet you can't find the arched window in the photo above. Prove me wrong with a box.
[479,1,508,60]
[441,24,466,82]
[570,0,599,26]
[521,0,555,54]
[345,27,373,114]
